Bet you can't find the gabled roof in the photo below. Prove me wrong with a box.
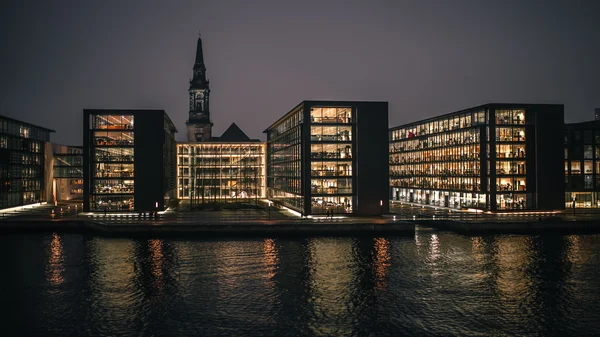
[217,123,259,142]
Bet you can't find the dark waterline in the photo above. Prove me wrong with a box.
[1,232,600,337]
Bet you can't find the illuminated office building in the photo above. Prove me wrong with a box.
[83,110,177,212]
[0,115,54,209]
[177,123,265,201]
[264,101,389,216]
[564,118,600,208]
[389,103,564,211]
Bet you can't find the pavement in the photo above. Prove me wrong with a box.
[1,201,599,225]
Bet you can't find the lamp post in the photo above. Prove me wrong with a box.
[268,200,272,220]
[380,200,383,216]
[572,195,576,216]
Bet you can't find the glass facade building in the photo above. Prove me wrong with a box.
[83,110,177,212]
[176,142,266,202]
[265,101,389,216]
[0,115,54,209]
[52,144,83,201]
[390,104,564,211]
[564,121,600,208]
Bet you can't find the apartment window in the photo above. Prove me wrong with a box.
[571,161,581,174]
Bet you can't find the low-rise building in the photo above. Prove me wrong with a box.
[177,123,266,203]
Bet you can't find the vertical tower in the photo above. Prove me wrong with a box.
[186,34,213,141]
[595,108,600,121]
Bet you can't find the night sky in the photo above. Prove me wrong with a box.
[1,0,599,145]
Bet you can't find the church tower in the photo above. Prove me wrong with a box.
[186,34,213,142]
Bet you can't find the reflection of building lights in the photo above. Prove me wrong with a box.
[430,234,440,262]
[148,239,164,291]
[47,233,65,286]
[263,239,279,281]
[374,238,390,290]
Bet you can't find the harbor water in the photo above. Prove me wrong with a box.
[1,231,600,336]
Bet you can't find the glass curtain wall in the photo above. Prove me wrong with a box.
[177,143,265,202]
[266,107,303,212]
[493,109,527,209]
[0,117,49,209]
[90,115,135,211]
[565,127,600,208]
[309,107,353,214]
[390,110,486,209]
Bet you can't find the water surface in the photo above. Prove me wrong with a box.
[1,231,599,336]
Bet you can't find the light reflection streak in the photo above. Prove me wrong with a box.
[307,239,353,329]
[566,235,583,265]
[373,238,390,291]
[263,238,279,281]
[430,234,440,262]
[46,233,65,287]
[494,237,528,304]
[148,239,164,293]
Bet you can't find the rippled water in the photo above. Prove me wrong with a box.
[1,231,600,336]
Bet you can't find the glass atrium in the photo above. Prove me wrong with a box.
[177,143,266,202]
[89,114,135,211]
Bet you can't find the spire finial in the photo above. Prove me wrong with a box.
[198,29,202,38]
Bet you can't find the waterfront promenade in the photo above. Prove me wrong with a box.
[2,201,600,236]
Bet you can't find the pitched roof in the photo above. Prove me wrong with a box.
[217,123,257,142]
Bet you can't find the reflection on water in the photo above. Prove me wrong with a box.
[1,232,600,336]
[373,237,390,291]
[263,238,278,282]
[46,233,64,287]
[148,239,164,292]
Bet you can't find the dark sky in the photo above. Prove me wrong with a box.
[1,0,599,145]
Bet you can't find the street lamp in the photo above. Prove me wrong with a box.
[268,200,272,220]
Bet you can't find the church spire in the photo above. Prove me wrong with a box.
[186,32,213,142]
[190,33,209,89]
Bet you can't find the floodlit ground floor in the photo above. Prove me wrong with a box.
[391,187,534,211]
[566,192,600,208]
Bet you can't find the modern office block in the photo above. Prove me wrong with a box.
[265,101,389,216]
[564,120,600,208]
[176,142,266,202]
[389,103,564,211]
[83,110,177,212]
[0,115,54,209]
[52,144,83,201]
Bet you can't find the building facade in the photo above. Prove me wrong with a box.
[564,120,600,208]
[185,34,213,142]
[83,110,177,212]
[52,144,83,202]
[176,142,266,203]
[264,101,389,216]
[0,115,54,209]
[389,103,564,211]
